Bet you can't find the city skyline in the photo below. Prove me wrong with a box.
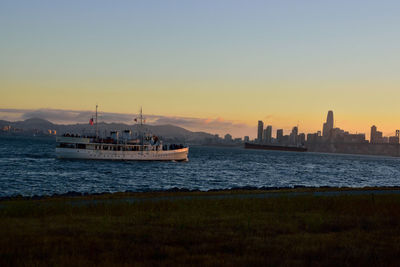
[256,110,399,143]
[1,1,400,137]
[1,107,399,142]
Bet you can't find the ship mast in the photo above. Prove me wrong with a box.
[95,104,98,139]
[139,107,144,146]
[140,107,143,126]
[134,107,146,147]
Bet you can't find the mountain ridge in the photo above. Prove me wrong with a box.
[0,118,219,143]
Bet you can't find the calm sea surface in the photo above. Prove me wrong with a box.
[1,136,400,197]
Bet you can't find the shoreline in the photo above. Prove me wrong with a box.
[2,185,400,202]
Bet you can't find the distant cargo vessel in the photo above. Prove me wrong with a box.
[244,142,307,152]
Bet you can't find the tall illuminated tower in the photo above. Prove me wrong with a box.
[326,111,334,129]
[323,110,334,138]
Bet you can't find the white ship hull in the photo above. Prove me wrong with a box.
[56,147,189,161]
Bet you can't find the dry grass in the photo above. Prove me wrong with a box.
[1,191,400,266]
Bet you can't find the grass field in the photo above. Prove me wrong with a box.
[1,189,400,266]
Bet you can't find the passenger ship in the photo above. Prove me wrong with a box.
[55,107,189,161]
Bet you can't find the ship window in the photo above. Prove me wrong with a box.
[58,143,75,148]
[76,144,86,149]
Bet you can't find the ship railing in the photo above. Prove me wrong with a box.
[57,137,186,152]
[56,136,91,144]
[87,143,165,152]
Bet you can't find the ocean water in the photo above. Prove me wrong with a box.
[1,136,400,197]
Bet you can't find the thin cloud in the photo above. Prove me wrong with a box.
[0,108,254,138]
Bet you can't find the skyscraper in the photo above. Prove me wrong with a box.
[290,126,298,144]
[276,129,283,143]
[292,126,298,136]
[257,120,264,143]
[370,125,377,143]
[323,110,334,138]
[264,125,272,144]
[370,125,383,143]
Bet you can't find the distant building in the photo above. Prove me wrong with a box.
[244,136,250,142]
[371,125,377,143]
[370,125,383,143]
[389,136,399,144]
[298,133,305,144]
[233,138,242,143]
[280,135,290,144]
[257,121,264,143]
[331,128,346,140]
[342,133,366,143]
[276,129,283,143]
[224,133,232,142]
[307,133,319,143]
[323,110,334,138]
[263,125,272,144]
[289,126,298,145]
[207,134,221,144]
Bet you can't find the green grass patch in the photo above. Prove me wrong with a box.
[1,191,400,266]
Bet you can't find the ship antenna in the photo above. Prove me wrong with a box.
[140,106,143,126]
[134,107,146,147]
[140,107,144,146]
[95,104,98,139]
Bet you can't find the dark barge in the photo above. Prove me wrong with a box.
[244,142,307,152]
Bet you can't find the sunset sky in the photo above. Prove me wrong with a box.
[1,0,400,138]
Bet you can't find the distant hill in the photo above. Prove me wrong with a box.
[0,118,218,144]
[12,118,56,130]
